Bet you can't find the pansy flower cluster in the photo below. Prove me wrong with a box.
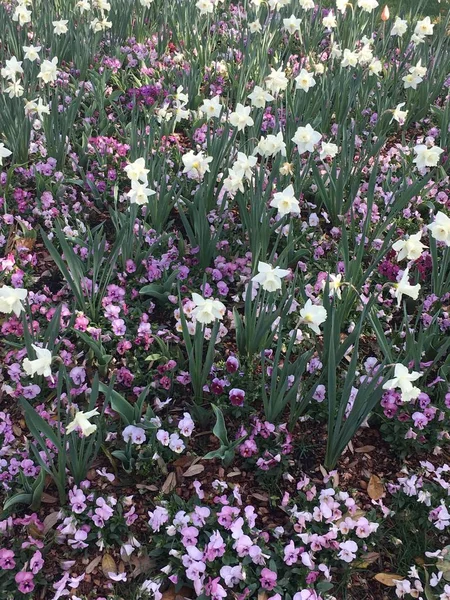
[0,513,46,596]
[146,475,379,599]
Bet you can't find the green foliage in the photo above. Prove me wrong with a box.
[204,404,246,466]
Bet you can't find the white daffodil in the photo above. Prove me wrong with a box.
[428,212,450,246]
[124,157,149,183]
[248,85,274,109]
[269,184,300,217]
[341,49,358,68]
[283,15,301,35]
[383,364,422,403]
[66,409,100,437]
[191,293,226,324]
[394,267,421,306]
[13,4,32,25]
[76,0,91,12]
[251,262,290,292]
[255,132,286,158]
[38,57,58,84]
[410,60,427,78]
[368,59,382,76]
[182,150,213,180]
[233,152,257,180]
[0,143,12,166]
[292,124,321,154]
[415,16,434,37]
[413,144,444,170]
[391,16,408,36]
[0,285,28,316]
[391,102,408,125]
[299,299,327,334]
[357,0,378,12]
[126,181,156,205]
[295,69,316,92]
[402,73,423,90]
[53,20,69,35]
[1,56,23,80]
[248,20,262,34]
[265,67,288,94]
[23,45,41,62]
[319,142,338,160]
[229,103,254,131]
[322,11,337,28]
[322,274,343,299]
[299,0,314,8]
[196,0,214,14]
[199,95,222,119]
[23,345,53,379]
[223,169,245,194]
[392,231,427,261]
[5,80,24,99]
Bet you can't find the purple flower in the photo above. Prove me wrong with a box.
[30,550,44,574]
[226,356,239,373]
[15,571,35,593]
[229,388,245,407]
[260,568,277,591]
[122,425,146,445]
[0,548,15,569]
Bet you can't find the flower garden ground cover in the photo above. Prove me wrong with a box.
[1,0,450,599]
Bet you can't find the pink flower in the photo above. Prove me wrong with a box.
[15,571,35,594]
[284,540,300,565]
[260,568,277,591]
[148,506,169,532]
[0,548,15,569]
[181,526,199,547]
[293,591,322,600]
[229,388,245,407]
[338,540,358,563]
[30,550,44,574]
[220,565,244,587]
[234,534,253,557]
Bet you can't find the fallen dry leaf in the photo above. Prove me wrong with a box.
[354,552,380,568]
[355,445,376,453]
[161,586,193,599]
[162,472,177,495]
[130,552,154,577]
[374,572,404,586]
[136,484,159,492]
[252,493,269,502]
[367,474,385,500]
[227,470,241,478]
[101,554,117,578]
[43,512,60,534]
[86,555,102,574]
[41,493,57,504]
[183,463,205,477]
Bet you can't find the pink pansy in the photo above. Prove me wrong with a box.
[0,548,15,569]
[284,540,300,565]
[30,549,44,574]
[234,534,253,557]
[220,565,244,587]
[260,568,277,591]
[148,506,169,532]
[338,540,358,562]
[191,506,210,526]
[181,526,199,546]
[15,571,35,594]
